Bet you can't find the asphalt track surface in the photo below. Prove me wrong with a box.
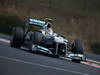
[0,34,100,75]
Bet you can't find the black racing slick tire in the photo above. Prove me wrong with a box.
[72,40,84,54]
[71,40,84,63]
[10,27,24,48]
[72,59,81,63]
[32,31,43,45]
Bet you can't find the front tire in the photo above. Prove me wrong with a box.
[72,40,84,54]
[71,40,84,63]
[72,59,81,63]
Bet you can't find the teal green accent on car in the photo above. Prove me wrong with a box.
[64,40,68,44]
[69,54,84,57]
[37,45,49,51]
[37,45,52,54]
[29,19,46,27]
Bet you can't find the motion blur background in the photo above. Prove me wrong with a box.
[0,0,100,55]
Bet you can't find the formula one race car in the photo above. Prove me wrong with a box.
[10,18,86,63]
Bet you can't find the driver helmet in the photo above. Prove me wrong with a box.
[44,18,53,28]
[47,22,52,28]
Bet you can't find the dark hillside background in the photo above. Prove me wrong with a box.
[0,0,100,54]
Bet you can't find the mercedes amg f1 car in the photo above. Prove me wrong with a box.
[10,18,86,63]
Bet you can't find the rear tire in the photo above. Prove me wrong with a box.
[10,27,24,48]
[32,31,43,45]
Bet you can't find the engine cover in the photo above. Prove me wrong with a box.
[54,36,65,43]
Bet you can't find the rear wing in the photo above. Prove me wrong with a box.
[27,19,46,27]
